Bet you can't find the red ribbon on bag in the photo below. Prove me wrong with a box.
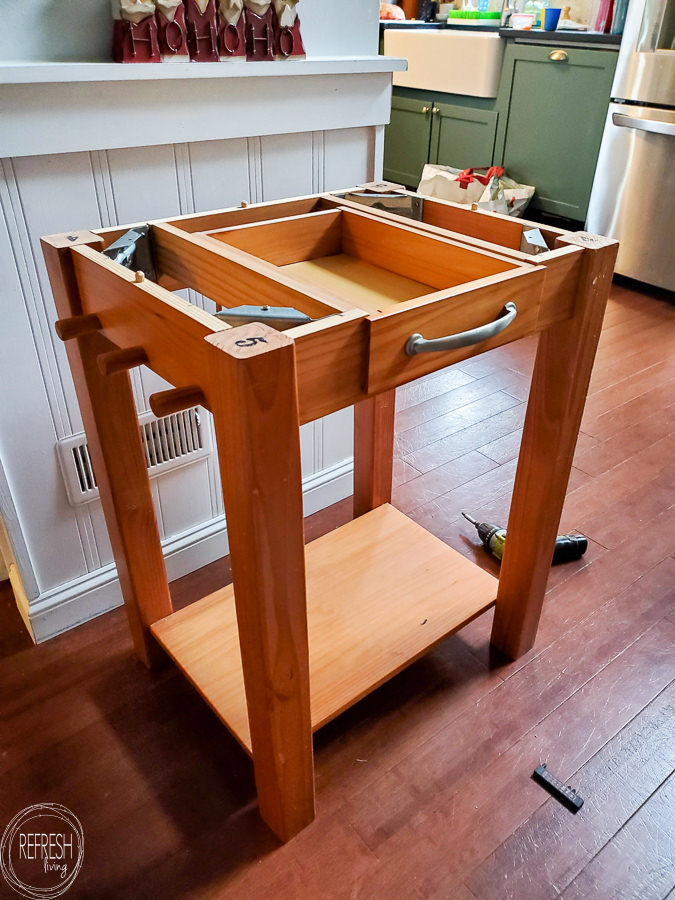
[455,166,505,189]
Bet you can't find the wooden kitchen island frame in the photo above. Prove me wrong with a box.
[42,186,617,842]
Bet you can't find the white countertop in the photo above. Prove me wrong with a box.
[0,56,407,85]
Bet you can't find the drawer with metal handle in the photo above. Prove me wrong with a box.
[185,204,546,393]
[140,196,546,400]
[367,260,544,392]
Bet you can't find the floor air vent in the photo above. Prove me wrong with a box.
[140,407,204,469]
[71,443,97,496]
[56,407,211,506]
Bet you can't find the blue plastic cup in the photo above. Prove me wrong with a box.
[543,7,561,29]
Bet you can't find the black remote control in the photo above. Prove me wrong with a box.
[532,763,584,812]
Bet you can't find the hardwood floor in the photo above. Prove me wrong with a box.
[0,280,673,899]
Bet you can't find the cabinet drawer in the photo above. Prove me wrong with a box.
[367,263,544,392]
[192,205,545,393]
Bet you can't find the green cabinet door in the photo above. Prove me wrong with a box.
[383,96,433,188]
[430,102,499,171]
[497,44,617,220]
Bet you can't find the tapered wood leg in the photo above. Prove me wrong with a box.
[353,390,396,517]
[42,233,173,667]
[491,233,618,660]
[205,324,314,842]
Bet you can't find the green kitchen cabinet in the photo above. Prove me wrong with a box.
[431,102,499,173]
[495,43,618,220]
[382,41,617,217]
[384,91,500,188]
[383,95,434,188]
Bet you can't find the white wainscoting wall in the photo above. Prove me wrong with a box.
[0,125,383,640]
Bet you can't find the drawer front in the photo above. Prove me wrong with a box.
[367,265,545,393]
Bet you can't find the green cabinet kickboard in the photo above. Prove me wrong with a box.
[495,43,618,220]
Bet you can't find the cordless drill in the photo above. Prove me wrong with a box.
[461,512,588,565]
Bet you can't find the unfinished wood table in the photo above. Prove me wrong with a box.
[42,184,617,842]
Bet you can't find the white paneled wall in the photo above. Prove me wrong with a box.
[0,125,374,640]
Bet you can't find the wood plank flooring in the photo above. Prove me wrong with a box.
[0,280,673,899]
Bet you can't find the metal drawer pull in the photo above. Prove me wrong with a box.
[405,302,517,357]
[548,49,568,61]
[612,112,675,137]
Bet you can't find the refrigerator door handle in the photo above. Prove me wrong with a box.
[612,112,675,137]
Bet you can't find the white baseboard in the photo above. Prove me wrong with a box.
[30,457,354,643]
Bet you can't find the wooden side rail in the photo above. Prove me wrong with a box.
[152,222,351,316]
[70,244,228,389]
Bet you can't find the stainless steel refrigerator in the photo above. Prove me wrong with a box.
[586,0,675,290]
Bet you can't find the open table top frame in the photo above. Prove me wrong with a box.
[42,184,617,842]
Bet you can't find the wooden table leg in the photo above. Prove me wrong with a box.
[205,324,314,842]
[42,234,173,667]
[353,390,396,517]
[491,233,618,660]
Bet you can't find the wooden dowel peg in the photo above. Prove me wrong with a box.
[149,386,206,419]
[97,346,149,377]
[54,313,101,342]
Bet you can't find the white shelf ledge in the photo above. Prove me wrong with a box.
[0,55,403,158]
[0,56,406,85]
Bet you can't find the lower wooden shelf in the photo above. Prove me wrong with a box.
[152,503,497,754]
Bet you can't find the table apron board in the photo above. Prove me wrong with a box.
[71,249,555,423]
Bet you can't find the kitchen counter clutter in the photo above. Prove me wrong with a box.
[499,27,621,43]
[380,20,621,43]
[383,29,619,220]
[42,182,616,842]
[381,20,500,31]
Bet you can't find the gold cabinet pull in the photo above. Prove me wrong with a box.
[422,105,430,113]
[432,106,441,114]
[548,49,569,61]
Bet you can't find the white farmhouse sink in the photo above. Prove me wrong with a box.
[383,30,505,98]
